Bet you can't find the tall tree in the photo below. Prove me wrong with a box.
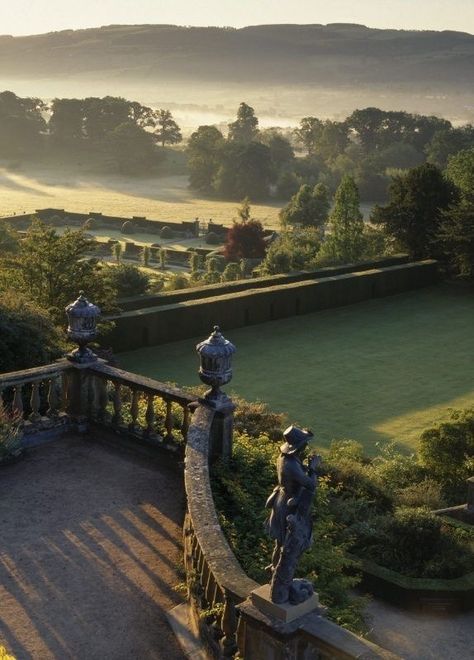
[228,102,259,143]
[6,220,115,322]
[0,90,46,157]
[371,163,458,259]
[321,175,365,263]
[154,109,182,147]
[294,117,324,155]
[280,183,329,228]
[214,141,273,200]
[187,125,224,192]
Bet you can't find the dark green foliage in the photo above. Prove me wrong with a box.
[187,125,224,193]
[102,264,149,298]
[214,141,273,200]
[0,90,46,158]
[352,508,474,579]
[280,183,330,228]
[446,147,474,201]
[4,220,116,323]
[426,126,474,168]
[371,163,458,259]
[418,409,474,503]
[437,202,474,279]
[0,291,63,372]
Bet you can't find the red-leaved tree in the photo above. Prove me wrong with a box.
[224,220,266,261]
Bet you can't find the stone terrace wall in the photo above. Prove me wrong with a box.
[106,260,438,352]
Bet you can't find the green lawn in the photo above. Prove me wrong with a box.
[119,284,474,455]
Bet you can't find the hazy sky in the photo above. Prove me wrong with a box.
[1,0,473,36]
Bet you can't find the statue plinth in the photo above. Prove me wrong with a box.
[250,584,319,623]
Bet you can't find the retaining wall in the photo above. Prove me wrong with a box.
[106,260,438,352]
[118,254,411,311]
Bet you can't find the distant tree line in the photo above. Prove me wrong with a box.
[0,90,182,175]
[188,103,474,203]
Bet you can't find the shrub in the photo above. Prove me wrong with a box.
[160,226,174,239]
[418,408,474,503]
[221,262,242,282]
[394,479,446,509]
[166,273,189,290]
[121,221,135,234]
[0,291,63,372]
[233,397,287,441]
[102,264,149,297]
[205,231,221,245]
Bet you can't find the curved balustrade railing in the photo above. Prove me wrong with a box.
[87,362,195,449]
[0,362,70,434]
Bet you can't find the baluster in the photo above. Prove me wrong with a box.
[129,389,140,431]
[95,377,109,421]
[221,591,238,658]
[112,381,122,425]
[182,405,190,442]
[29,381,41,422]
[0,388,4,412]
[47,377,60,417]
[164,399,174,441]
[12,385,24,420]
[144,393,155,435]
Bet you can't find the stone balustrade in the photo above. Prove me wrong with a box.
[0,362,70,439]
[87,362,195,449]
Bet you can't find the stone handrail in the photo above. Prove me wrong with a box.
[86,362,196,448]
[0,360,70,430]
[184,403,259,656]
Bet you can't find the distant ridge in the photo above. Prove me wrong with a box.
[0,23,472,87]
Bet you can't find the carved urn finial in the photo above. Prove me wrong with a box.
[196,325,236,405]
[65,291,100,363]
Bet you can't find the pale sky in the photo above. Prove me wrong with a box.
[0,0,473,36]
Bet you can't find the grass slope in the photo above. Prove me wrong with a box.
[119,284,474,454]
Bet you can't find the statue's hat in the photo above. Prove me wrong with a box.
[280,425,313,455]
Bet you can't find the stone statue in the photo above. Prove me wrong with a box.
[265,425,320,605]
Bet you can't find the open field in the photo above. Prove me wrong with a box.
[119,284,474,455]
[0,166,282,228]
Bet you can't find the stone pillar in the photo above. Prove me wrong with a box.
[210,399,235,462]
[63,363,93,432]
[237,590,320,660]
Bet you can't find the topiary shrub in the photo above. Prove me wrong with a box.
[83,217,97,230]
[121,221,135,235]
[160,226,174,239]
[205,231,221,245]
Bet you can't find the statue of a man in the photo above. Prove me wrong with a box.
[265,425,320,604]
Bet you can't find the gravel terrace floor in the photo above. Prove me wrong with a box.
[0,434,186,660]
